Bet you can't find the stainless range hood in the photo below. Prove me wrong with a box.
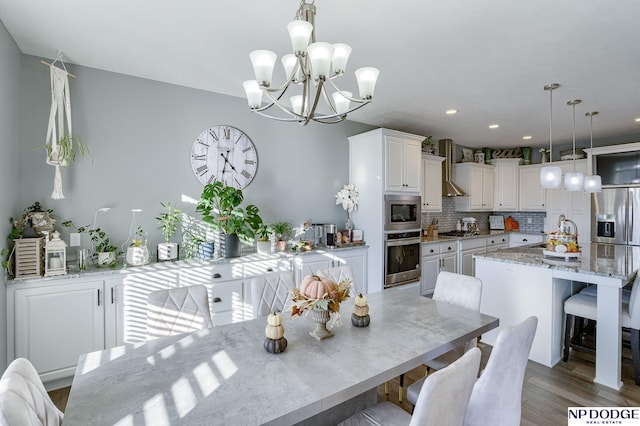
[439,139,466,197]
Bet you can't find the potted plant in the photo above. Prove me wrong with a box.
[421,136,435,154]
[196,181,264,258]
[271,221,292,252]
[125,226,149,266]
[36,134,92,167]
[255,223,273,254]
[62,221,121,267]
[156,202,181,261]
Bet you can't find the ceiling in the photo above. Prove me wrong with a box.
[1,0,639,149]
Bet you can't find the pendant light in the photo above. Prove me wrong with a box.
[584,111,602,192]
[564,99,584,191]
[540,83,562,188]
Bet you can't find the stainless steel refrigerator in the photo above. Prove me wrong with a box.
[592,187,640,246]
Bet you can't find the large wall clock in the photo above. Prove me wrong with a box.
[190,125,258,189]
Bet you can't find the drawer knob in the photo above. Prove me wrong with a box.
[267,268,273,272]
[213,297,222,303]
[212,273,222,279]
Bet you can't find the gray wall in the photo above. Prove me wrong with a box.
[0,19,22,371]
[19,55,374,252]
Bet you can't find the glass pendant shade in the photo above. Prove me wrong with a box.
[307,42,334,80]
[355,67,380,99]
[290,95,304,115]
[584,175,602,192]
[564,171,584,191]
[281,54,298,80]
[332,91,352,115]
[540,165,562,188]
[249,50,277,86]
[287,20,313,54]
[331,43,352,74]
[242,80,263,108]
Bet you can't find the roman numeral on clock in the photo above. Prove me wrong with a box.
[242,147,253,153]
[245,159,255,165]
[208,129,218,141]
[196,165,208,176]
[241,170,252,179]
[223,128,230,139]
[192,154,206,161]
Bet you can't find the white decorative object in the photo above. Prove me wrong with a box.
[584,111,602,192]
[44,231,67,277]
[14,237,44,279]
[540,83,562,188]
[564,99,584,191]
[126,246,149,266]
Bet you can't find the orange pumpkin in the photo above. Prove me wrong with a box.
[299,275,335,299]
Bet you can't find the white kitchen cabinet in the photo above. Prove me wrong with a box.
[460,237,487,276]
[454,162,495,211]
[492,159,520,211]
[11,279,106,388]
[519,164,546,211]
[334,249,368,294]
[486,234,509,252]
[293,248,368,294]
[509,233,544,247]
[421,155,446,212]
[386,136,422,193]
[421,241,457,296]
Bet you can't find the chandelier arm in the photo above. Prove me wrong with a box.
[325,78,369,103]
[260,90,303,119]
[304,79,325,125]
[320,85,339,115]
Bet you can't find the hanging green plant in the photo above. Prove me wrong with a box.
[34,134,93,166]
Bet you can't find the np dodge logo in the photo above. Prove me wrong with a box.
[568,407,640,425]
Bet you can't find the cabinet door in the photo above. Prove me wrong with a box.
[461,248,486,276]
[519,165,546,211]
[481,167,494,209]
[422,157,444,211]
[441,251,458,274]
[421,255,440,296]
[14,281,105,383]
[404,140,422,192]
[493,160,519,210]
[469,167,485,209]
[386,137,405,192]
[334,249,367,294]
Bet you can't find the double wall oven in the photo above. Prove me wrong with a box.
[384,195,422,289]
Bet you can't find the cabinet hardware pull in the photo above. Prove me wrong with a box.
[213,297,222,303]
[267,268,273,272]
[430,249,434,253]
[97,289,101,306]
[523,238,528,242]
[111,287,115,304]
[212,273,222,279]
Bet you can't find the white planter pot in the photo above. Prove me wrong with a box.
[256,240,272,254]
[126,246,149,266]
[157,242,179,261]
[97,251,116,266]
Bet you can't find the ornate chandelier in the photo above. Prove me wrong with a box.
[242,0,379,125]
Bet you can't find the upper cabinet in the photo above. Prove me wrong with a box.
[519,164,546,211]
[492,159,520,211]
[421,155,446,212]
[386,136,422,193]
[545,159,590,241]
[454,162,495,211]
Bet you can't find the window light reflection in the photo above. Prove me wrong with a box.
[143,394,170,426]
[212,350,238,380]
[193,362,220,397]
[171,376,197,418]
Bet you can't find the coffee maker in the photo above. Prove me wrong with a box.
[324,224,337,247]
[311,223,325,246]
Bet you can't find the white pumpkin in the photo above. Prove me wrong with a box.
[267,311,282,326]
[354,304,369,317]
[355,293,368,307]
[265,324,285,339]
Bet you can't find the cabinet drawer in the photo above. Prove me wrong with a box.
[460,237,487,251]
[486,235,508,248]
[422,243,440,256]
[208,281,242,313]
[439,242,457,254]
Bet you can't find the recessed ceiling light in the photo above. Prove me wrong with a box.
[445,109,458,115]
[522,136,532,140]
[635,117,640,122]
[489,124,500,129]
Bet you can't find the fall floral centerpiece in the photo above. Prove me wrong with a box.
[290,275,352,340]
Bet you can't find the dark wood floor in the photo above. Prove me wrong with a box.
[49,342,640,425]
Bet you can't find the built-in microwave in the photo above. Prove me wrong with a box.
[384,194,421,231]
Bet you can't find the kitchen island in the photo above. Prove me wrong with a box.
[475,243,639,390]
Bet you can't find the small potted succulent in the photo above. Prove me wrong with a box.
[421,136,435,154]
[126,226,149,266]
[271,221,292,252]
[255,224,273,254]
[156,202,181,261]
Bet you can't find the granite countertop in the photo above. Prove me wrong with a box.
[474,243,640,280]
[421,230,509,244]
[6,243,369,285]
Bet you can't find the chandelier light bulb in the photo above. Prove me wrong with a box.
[331,43,352,74]
[242,80,263,108]
[355,67,380,99]
[540,165,562,188]
[332,91,352,115]
[281,54,298,80]
[564,171,584,191]
[249,50,277,86]
[287,20,313,54]
[307,42,334,80]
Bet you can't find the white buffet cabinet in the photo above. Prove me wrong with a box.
[6,246,367,390]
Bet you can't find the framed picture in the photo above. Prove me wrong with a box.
[351,229,363,242]
[461,148,473,162]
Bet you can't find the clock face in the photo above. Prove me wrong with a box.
[190,125,258,189]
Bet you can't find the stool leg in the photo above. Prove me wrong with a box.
[563,313,573,362]
[399,374,404,402]
[631,329,640,386]
[384,381,389,395]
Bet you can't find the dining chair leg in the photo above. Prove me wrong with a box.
[563,313,573,362]
[384,381,389,395]
[399,373,404,402]
[631,328,640,386]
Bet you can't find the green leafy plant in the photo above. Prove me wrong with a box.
[130,226,146,247]
[271,221,293,242]
[421,135,435,152]
[62,221,121,266]
[255,224,273,242]
[156,202,182,243]
[35,134,93,165]
[196,181,264,245]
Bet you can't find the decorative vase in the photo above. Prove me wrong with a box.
[256,240,272,254]
[157,242,179,261]
[309,307,333,341]
[522,147,532,165]
[126,246,149,266]
[97,251,116,266]
[197,242,214,260]
[219,233,241,258]
[276,240,287,252]
[345,213,354,230]
[541,151,549,163]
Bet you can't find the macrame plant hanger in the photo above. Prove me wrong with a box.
[43,52,75,199]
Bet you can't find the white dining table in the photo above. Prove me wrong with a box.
[62,289,498,425]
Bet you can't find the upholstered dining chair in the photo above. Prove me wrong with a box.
[0,358,63,426]
[316,265,357,296]
[250,271,295,317]
[399,271,482,402]
[338,347,481,426]
[146,285,213,340]
[563,273,640,384]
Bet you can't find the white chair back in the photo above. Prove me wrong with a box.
[146,285,213,340]
[433,271,482,311]
[0,358,63,426]
[627,273,640,329]
[464,316,538,426]
[410,347,481,426]
[251,272,295,317]
[316,265,357,296]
